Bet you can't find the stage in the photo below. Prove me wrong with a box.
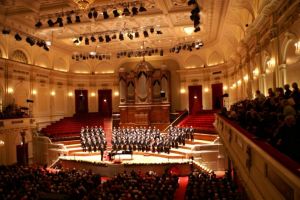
[56,154,192,177]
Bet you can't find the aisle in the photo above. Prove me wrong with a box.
[174,176,188,200]
[103,118,112,147]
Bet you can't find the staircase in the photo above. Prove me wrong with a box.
[178,111,216,134]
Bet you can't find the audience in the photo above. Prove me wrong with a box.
[222,82,300,163]
[185,169,241,200]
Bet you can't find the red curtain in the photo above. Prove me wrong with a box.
[98,89,112,117]
[188,85,202,114]
[75,90,88,114]
[211,83,223,110]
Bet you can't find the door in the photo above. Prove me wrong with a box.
[212,83,223,110]
[75,90,88,114]
[17,143,28,165]
[98,89,112,117]
[188,85,202,114]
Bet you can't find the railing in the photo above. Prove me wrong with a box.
[215,114,300,200]
[163,110,188,132]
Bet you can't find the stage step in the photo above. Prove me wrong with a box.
[133,151,186,159]
[55,140,81,146]
[185,139,212,145]
[193,133,218,141]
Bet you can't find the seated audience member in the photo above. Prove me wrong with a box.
[291,82,300,110]
[284,84,292,99]
[255,90,265,103]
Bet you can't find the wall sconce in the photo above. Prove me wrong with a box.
[0,140,4,147]
[204,87,209,93]
[237,80,242,85]
[7,88,14,94]
[223,85,228,91]
[253,68,259,77]
[51,91,56,96]
[232,83,237,88]
[194,95,198,99]
[267,58,275,69]
[243,75,249,82]
[103,99,107,102]
[32,90,37,95]
[180,88,186,94]
[294,40,300,55]
[114,91,119,96]
[68,92,73,97]
[91,92,96,97]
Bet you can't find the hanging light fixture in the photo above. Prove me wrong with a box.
[73,0,95,10]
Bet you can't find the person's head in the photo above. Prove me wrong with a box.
[255,90,261,95]
[275,87,284,96]
[284,84,290,90]
[292,82,298,90]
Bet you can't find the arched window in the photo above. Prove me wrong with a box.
[11,50,28,64]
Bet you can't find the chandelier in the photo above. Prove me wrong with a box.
[73,0,95,10]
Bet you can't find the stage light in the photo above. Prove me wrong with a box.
[119,33,124,40]
[135,31,139,38]
[139,5,147,12]
[43,44,49,51]
[45,41,51,46]
[150,27,154,33]
[90,35,96,42]
[73,39,80,44]
[75,15,81,23]
[112,34,117,39]
[85,37,89,45]
[98,36,104,42]
[103,11,109,19]
[26,37,35,46]
[123,7,131,16]
[14,33,22,41]
[47,19,55,27]
[132,7,138,15]
[79,36,83,41]
[35,21,42,28]
[36,40,44,47]
[157,30,163,34]
[160,49,164,56]
[113,9,120,17]
[105,35,111,42]
[143,30,149,38]
[67,16,72,24]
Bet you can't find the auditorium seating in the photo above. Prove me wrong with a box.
[41,113,104,140]
[178,111,216,133]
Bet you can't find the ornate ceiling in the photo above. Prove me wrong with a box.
[0,0,271,61]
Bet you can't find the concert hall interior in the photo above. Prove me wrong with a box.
[0,0,300,199]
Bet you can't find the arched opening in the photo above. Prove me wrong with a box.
[11,50,28,64]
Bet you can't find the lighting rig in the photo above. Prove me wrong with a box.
[34,1,148,29]
[116,47,164,58]
[1,26,50,51]
[72,52,111,61]
[188,0,201,32]
[73,26,163,45]
[169,40,204,53]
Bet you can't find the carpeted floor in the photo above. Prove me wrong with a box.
[174,176,189,200]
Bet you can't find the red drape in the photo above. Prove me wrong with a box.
[188,85,202,114]
[211,83,223,110]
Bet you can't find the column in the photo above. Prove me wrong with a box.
[278,64,287,86]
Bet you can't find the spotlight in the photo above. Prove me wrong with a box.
[105,35,111,42]
[36,40,44,47]
[194,20,200,27]
[143,30,149,38]
[112,34,117,39]
[188,0,196,5]
[35,21,42,28]
[88,10,93,19]
[56,17,63,24]
[135,31,139,38]
[98,36,104,42]
[2,28,10,34]
[93,10,98,18]
[91,35,96,42]
[139,5,147,12]
[150,27,154,33]
[132,7,138,15]
[43,43,49,51]
[75,15,80,23]
[123,7,131,16]
[14,33,22,41]
[119,33,124,40]
[85,37,89,45]
[47,19,55,27]
[113,9,120,17]
[67,16,72,24]
[79,36,83,41]
[73,39,79,44]
[103,11,109,19]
